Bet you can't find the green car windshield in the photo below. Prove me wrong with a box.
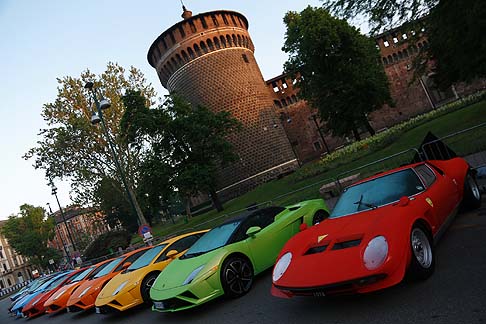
[94,257,123,278]
[182,220,242,259]
[330,169,424,218]
[126,244,167,272]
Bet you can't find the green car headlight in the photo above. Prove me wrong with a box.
[183,265,205,285]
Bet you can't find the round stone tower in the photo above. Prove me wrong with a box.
[147,7,298,200]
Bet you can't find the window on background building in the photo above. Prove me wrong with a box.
[393,37,399,43]
[383,40,390,47]
[242,53,249,63]
[272,83,279,93]
[402,33,408,40]
[314,141,322,151]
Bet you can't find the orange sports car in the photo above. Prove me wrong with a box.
[67,247,150,312]
[44,259,112,314]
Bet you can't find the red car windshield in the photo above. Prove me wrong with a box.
[330,169,425,218]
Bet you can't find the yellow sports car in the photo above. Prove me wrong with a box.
[95,230,208,313]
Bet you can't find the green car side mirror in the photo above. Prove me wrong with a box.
[246,226,261,237]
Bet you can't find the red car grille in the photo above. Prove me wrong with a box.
[275,274,387,296]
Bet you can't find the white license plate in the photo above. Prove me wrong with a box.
[153,301,165,310]
[95,307,101,314]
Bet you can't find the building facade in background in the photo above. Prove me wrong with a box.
[0,221,34,290]
[49,206,113,259]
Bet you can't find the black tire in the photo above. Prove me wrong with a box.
[312,210,329,225]
[407,225,435,281]
[463,172,481,210]
[140,272,159,303]
[220,256,254,298]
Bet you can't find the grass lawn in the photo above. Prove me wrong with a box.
[134,99,486,243]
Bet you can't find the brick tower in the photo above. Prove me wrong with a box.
[147,7,298,200]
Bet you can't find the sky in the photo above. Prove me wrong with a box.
[0,0,363,220]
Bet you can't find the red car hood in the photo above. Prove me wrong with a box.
[274,204,407,289]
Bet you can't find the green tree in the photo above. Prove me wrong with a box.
[324,0,486,86]
[121,91,241,213]
[23,62,156,230]
[282,6,392,140]
[1,204,60,268]
[426,0,486,87]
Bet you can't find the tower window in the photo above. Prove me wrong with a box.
[383,40,390,47]
[178,26,185,38]
[211,15,218,27]
[200,17,208,29]
[189,21,196,33]
[242,54,249,63]
[169,32,176,45]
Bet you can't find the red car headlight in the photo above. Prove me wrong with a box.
[273,252,292,282]
[363,236,388,270]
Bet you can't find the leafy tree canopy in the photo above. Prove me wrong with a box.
[23,62,155,230]
[283,6,391,140]
[83,230,131,260]
[0,204,60,268]
[121,91,242,212]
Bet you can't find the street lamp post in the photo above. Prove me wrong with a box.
[84,81,148,226]
[48,179,77,253]
[46,203,70,262]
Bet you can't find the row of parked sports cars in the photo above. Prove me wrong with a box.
[7,157,482,318]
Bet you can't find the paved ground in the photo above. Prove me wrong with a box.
[1,197,485,324]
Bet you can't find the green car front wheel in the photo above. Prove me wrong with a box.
[221,255,254,298]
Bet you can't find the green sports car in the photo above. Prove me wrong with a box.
[150,199,329,312]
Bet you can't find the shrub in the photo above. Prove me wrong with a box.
[83,230,131,260]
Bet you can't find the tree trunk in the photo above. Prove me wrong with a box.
[352,127,361,141]
[209,189,224,212]
[363,116,376,136]
[185,198,192,219]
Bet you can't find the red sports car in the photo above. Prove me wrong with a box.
[271,158,481,298]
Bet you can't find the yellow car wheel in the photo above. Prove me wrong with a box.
[141,273,159,303]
